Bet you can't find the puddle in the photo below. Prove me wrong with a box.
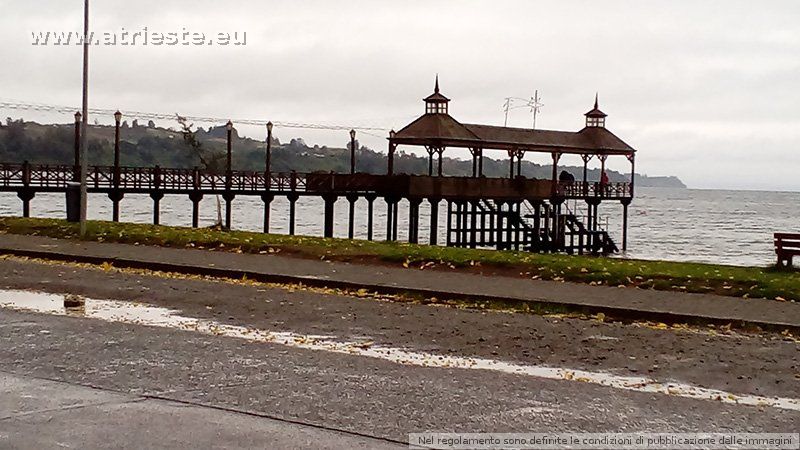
[2,289,799,412]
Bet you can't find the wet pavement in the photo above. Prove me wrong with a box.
[0,256,799,445]
[2,233,798,330]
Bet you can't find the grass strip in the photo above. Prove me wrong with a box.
[0,217,798,302]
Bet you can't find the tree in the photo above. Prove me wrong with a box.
[176,114,226,228]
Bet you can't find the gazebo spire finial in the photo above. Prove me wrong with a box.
[594,92,599,110]
[435,74,440,93]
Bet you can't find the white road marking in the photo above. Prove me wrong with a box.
[2,289,799,412]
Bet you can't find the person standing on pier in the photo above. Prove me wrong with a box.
[600,170,609,195]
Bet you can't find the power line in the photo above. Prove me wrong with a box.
[0,99,392,134]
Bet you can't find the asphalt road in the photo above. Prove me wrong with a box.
[0,257,798,448]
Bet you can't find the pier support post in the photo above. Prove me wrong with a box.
[287,193,299,235]
[551,198,563,252]
[428,198,440,245]
[222,192,235,230]
[469,201,478,248]
[437,147,444,177]
[495,200,505,250]
[408,198,422,244]
[365,194,377,241]
[323,194,337,238]
[445,201,453,246]
[454,202,463,247]
[189,192,203,228]
[531,201,542,251]
[150,192,164,225]
[17,189,35,218]
[585,198,601,253]
[108,191,124,222]
[346,194,358,239]
[384,196,399,241]
[261,193,274,233]
[621,198,631,252]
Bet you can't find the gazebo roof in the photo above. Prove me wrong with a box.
[393,116,635,155]
[391,81,635,155]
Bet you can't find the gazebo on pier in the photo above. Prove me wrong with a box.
[381,77,637,252]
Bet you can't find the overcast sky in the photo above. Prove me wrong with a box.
[1,1,798,190]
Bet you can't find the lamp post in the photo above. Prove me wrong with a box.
[266,121,273,177]
[111,111,122,222]
[73,112,81,181]
[388,129,396,176]
[78,0,90,237]
[226,120,233,179]
[113,111,122,174]
[349,129,356,174]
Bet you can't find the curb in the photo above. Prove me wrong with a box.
[2,246,798,334]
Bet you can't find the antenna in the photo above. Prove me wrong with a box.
[501,91,544,129]
[530,90,544,130]
[502,98,513,127]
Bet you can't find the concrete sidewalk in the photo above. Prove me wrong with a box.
[0,233,798,330]
[0,371,399,449]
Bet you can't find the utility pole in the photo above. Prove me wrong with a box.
[79,0,90,237]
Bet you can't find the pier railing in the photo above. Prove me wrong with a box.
[0,163,632,200]
[557,181,632,199]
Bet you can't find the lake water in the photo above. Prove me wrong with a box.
[1,187,797,267]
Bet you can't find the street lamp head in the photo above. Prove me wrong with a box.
[114,111,122,123]
[226,120,233,132]
[266,121,273,133]
[74,111,82,123]
[389,129,396,139]
[350,129,356,140]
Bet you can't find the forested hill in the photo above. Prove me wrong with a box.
[0,118,686,188]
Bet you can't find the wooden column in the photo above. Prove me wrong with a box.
[551,152,561,196]
[429,198,440,245]
[408,198,422,244]
[387,142,396,175]
[437,147,444,177]
[150,192,164,225]
[445,201,453,246]
[582,154,592,197]
[108,191,124,222]
[628,154,636,197]
[261,193,274,233]
[470,148,478,177]
[621,198,631,252]
[495,200,504,250]
[346,194,358,239]
[392,200,399,240]
[385,196,395,241]
[532,201,542,251]
[469,201,478,248]
[223,192,235,230]
[17,190,34,218]
[287,193,299,235]
[323,194,337,238]
[189,192,203,228]
[427,147,434,176]
[365,194,376,241]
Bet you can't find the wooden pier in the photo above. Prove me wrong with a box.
[0,79,638,255]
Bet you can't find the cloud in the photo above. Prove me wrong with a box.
[1,0,798,190]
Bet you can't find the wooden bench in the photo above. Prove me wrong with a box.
[774,233,800,267]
